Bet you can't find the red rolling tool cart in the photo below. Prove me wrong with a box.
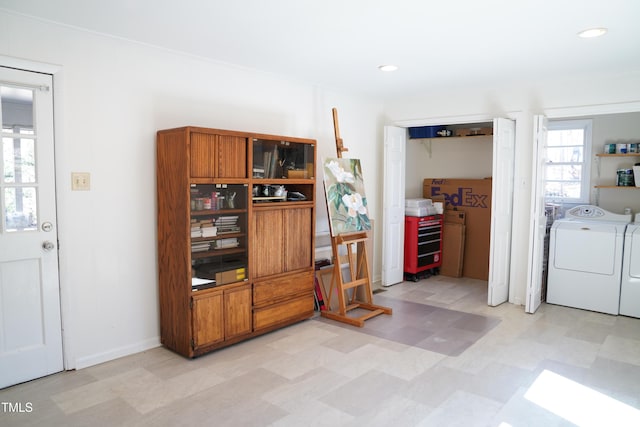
[404,214,443,281]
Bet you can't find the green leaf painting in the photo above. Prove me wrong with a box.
[323,158,371,236]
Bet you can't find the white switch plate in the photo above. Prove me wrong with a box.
[71,172,90,191]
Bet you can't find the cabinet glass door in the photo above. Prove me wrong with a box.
[190,183,248,289]
[252,138,314,180]
[252,138,315,203]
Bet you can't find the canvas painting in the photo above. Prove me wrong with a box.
[323,157,371,236]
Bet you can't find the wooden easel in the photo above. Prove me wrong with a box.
[320,108,392,327]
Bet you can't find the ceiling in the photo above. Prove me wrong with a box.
[2,0,640,101]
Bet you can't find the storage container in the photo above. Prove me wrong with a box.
[408,125,445,139]
[617,169,635,187]
[405,198,432,208]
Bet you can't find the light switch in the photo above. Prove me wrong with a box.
[71,172,90,191]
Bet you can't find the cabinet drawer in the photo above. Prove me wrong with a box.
[253,294,314,331]
[253,270,314,306]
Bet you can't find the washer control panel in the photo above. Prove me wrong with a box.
[565,205,632,222]
[567,206,605,218]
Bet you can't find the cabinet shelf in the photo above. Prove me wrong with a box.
[252,200,314,209]
[418,134,493,142]
[252,196,287,202]
[190,178,250,185]
[191,208,247,216]
[191,232,246,242]
[191,247,246,259]
[252,178,315,183]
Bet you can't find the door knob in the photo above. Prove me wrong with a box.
[42,241,55,251]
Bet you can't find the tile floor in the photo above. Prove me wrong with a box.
[2,275,640,426]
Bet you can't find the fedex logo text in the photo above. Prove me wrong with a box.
[430,186,488,208]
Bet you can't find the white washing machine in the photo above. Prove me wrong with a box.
[547,205,631,315]
[620,219,640,318]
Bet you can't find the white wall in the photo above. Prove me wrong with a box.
[405,135,494,198]
[384,75,640,305]
[0,11,384,368]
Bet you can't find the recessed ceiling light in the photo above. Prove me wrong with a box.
[577,27,608,38]
[378,64,398,72]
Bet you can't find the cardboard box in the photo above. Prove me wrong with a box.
[455,128,472,137]
[441,222,465,277]
[215,267,246,285]
[444,210,466,225]
[440,209,466,277]
[424,178,492,280]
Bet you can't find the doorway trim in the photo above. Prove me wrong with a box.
[0,55,75,370]
[393,111,521,302]
[542,101,640,119]
[526,100,640,313]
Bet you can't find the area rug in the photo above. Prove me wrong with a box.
[315,295,500,356]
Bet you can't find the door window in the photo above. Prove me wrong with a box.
[1,85,37,232]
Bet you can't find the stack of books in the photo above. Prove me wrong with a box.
[191,219,218,237]
[191,241,211,253]
[191,220,202,238]
[253,165,265,178]
[216,216,240,234]
[201,222,217,238]
[215,238,239,249]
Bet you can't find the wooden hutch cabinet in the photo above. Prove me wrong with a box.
[157,126,316,357]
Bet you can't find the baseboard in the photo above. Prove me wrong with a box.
[74,337,161,370]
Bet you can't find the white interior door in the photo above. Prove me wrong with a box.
[0,67,62,388]
[382,126,406,286]
[525,115,548,313]
[488,118,516,306]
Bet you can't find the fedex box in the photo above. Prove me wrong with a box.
[423,178,492,280]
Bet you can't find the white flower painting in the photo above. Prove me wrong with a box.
[323,158,371,235]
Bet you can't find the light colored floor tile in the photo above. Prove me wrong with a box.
[494,338,555,371]
[319,370,407,416]
[491,386,570,427]
[325,343,402,379]
[599,334,640,366]
[261,345,346,380]
[465,362,536,404]
[439,346,498,375]
[84,347,177,381]
[268,397,354,427]
[611,315,640,340]
[50,376,119,415]
[400,365,474,408]
[417,390,503,427]
[375,346,445,381]
[263,367,351,407]
[267,323,340,354]
[564,320,614,344]
[548,336,601,368]
[344,394,434,427]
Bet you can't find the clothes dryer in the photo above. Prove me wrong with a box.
[547,205,631,315]
[620,220,640,318]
